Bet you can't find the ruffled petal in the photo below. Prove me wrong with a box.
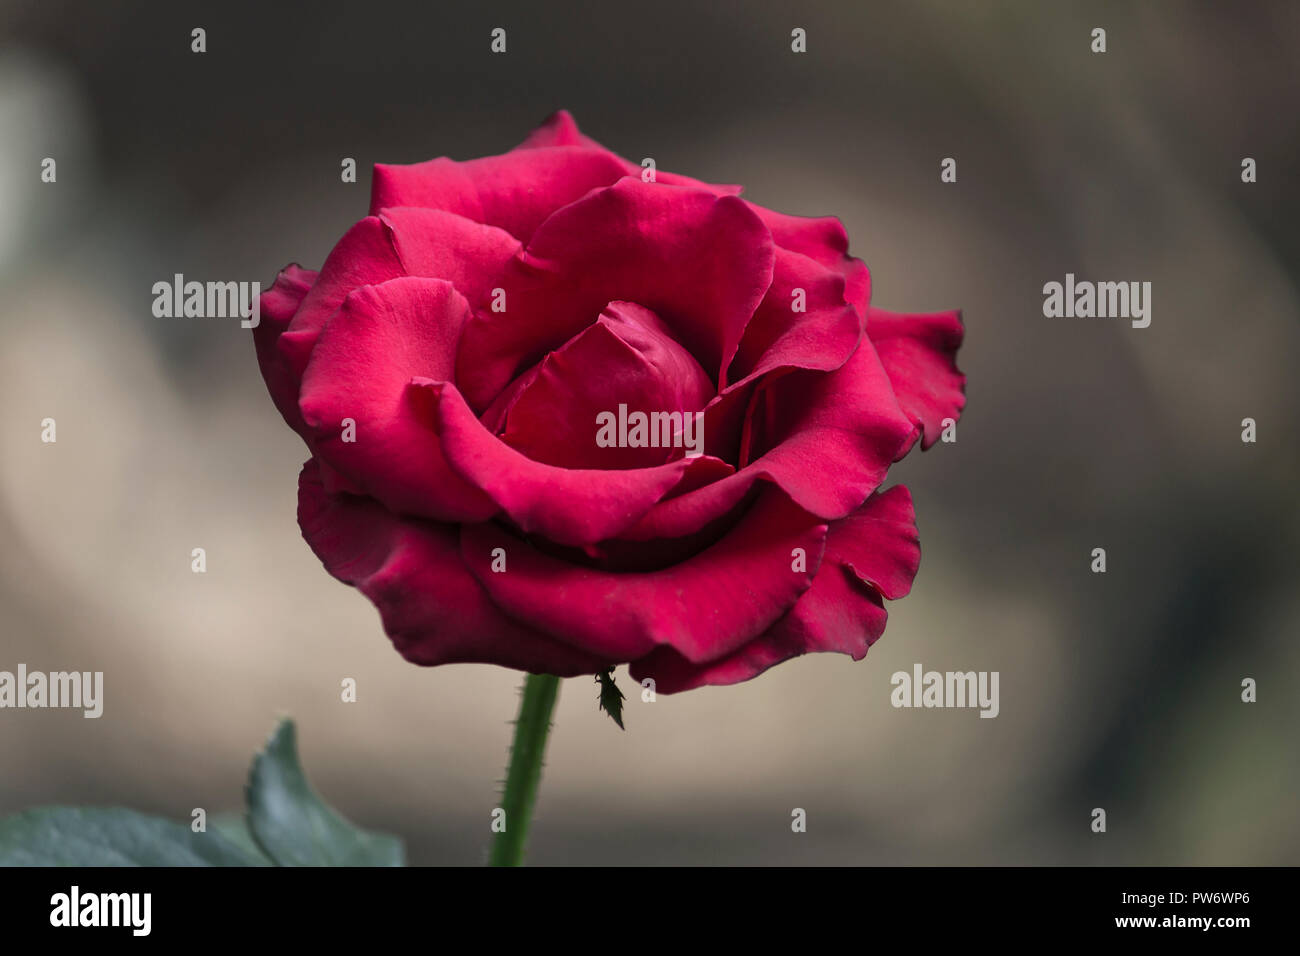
[297,460,605,674]
[279,216,406,380]
[513,109,604,150]
[748,205,871,318]
[376,207,521,306]
[515,110,742,195]
[253,264,318,434]
[866,307,966,451]
[455,178,775,410]
[297,278,497,521]
[422,379,733,546]
[630,485,918,692]
[619,337,914,540]
[726,245,863,387]
[499,301,714,469]
[370,147,630,243]
[827,484,921,601]
[462,487,827,662]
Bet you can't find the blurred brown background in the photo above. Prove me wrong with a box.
[1,0,1297,864]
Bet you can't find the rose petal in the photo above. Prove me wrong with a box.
[619,337,913,540]
[829,484,921,601]
[513,109,604,150]
[462,487,827,662]
[422,379,732,546]
[455,178,775,410]
[298,278,497,521]
[748,205,871,317]
[377,207,521,306]
[279,216,407,380]
[370,147,630,243]
[515,110,742,195]
[727,245,864,388]
[866,307,966,450]
[276,210,522,400]
[630,485,918,692]
[499,301,715,470]
[253,263,318,435]
[297,460,605,674]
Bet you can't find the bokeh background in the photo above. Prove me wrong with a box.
[1,0,1297,865]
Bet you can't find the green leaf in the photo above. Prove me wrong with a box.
[0,719,406,867]
[596,668,626,730]
[0,807,267,866]
[246,719,404,866]
[209,812,274,865]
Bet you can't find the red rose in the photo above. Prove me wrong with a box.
[255,111,964,693]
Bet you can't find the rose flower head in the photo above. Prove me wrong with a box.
[254,111,965,694]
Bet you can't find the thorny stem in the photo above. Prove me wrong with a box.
[488,673,561,866]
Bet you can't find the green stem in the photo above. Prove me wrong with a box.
[489,673,561,866]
